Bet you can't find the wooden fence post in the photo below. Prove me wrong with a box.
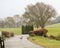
[0,37,5,48]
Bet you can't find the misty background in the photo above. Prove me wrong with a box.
[0,0,60,28]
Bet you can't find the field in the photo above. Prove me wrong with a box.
[0,23,60,48]
[0,28,21,35]
[29,23,60,48]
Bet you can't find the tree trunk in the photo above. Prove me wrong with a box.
[41,24,45,29]
[40,25,48,37]
[36,25,39,28]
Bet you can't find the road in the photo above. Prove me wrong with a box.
[5,35,44,48]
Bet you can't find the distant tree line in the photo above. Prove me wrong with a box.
[0,15,26,28]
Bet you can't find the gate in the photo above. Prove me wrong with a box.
[22,25,33,34]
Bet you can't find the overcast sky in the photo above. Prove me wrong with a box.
[0,0,60,18]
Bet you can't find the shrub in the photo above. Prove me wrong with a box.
[2,31,10,38]
[1,31,14,38]
[10,32,14,37]
[56,37,60,40]
[29,28,48,36]
[29,31,35,36]
[47,35,60,41]
[49,35,56,39]
[55,35,60,40]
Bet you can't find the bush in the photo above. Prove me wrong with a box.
[2,31,10,38]
[10,32,14,37]
[1,31,14,38]
[48,35,60,40]
[49,35,56,39]
[29,28,48,36]
[55,35,60,40]
[29,31,35,36]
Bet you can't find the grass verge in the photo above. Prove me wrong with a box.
[29,36,60,48]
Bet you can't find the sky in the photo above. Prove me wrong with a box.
[0,0,60,18]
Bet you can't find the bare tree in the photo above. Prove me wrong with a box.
[23,2,57,28]
[0,19,5,28]
[5,16,15,28]
[13,15,24,27]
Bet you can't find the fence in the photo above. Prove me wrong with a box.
[0,37,5,48]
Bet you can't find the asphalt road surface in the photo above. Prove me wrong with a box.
[5,35,44,48]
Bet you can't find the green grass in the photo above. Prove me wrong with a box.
[46,23,60,28]
[46,23,60,36]
[29,23,60,48]
[29,36,60,48]
[0,28,21,35]
[46,28,60,36]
